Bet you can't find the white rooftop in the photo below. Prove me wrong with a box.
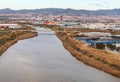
[0,24,18,26]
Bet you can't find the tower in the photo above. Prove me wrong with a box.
[60,16,63,21]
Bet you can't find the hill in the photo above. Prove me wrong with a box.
[0,8,120,16]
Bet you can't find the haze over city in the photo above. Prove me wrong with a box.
[0,0,120,82]
[0,0,120,10]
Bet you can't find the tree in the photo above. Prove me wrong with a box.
[107,44,116,51]
[116,47,120,52]
[96,43,105,49]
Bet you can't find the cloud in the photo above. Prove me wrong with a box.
[93,3,103,7]
[88,1,109,9]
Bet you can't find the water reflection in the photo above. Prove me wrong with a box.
[0,27,119,82]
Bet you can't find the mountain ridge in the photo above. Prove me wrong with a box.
[0,8,120,16]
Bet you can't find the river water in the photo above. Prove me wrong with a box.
[0,27,120,82]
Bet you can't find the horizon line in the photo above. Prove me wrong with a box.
[0,7,120,11]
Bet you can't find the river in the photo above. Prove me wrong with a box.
[0,27,120,82]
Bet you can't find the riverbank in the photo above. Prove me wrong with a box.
[0,32,37,56]
[56,32,120,77]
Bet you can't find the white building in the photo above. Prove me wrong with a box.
[0,24,21,28]
[81,23,106,29]
[78,32,112,37]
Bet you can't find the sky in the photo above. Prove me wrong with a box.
[0,0,120,10]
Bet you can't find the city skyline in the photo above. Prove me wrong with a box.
[0,0,120,10]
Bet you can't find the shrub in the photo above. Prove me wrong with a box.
[107,44,116,51]
[96,42,105,49]
[0,38,5,45]
[116,47,120,52]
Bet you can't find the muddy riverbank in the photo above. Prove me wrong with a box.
[0,27,119,82]
[0,32,37,56]
[56,32,120,77]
